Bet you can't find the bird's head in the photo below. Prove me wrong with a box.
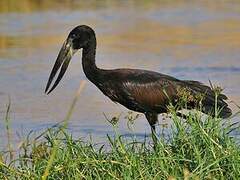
[45,25,95,94]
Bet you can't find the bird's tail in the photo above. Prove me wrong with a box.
[184,80,232,118]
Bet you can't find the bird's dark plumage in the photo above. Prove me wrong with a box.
[45,25,232,133]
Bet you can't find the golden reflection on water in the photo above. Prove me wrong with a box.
[102,20,240,52]
[2,19,240,59]
[0,35,63,51]
[1,1,240,54]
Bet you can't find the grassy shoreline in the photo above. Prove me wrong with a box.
[1,85,240,179]
[1,111,240,179]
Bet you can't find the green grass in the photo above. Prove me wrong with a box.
[0,84,240,179]
[1,112,240,179]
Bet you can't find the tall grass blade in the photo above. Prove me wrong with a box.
[42,80,86,180]
[4,96,13,161]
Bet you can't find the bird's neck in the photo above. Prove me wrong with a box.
[82,37,100,83]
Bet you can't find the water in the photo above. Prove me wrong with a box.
[0,1,240,148]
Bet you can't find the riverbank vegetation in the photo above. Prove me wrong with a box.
[0,86,240,179]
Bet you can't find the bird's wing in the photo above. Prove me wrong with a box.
[121,79,178,112]
[101,69,231,117]
[102,70,182,113]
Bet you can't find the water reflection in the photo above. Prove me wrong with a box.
[0,1,240,148]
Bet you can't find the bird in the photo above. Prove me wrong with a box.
[45,25,232,136]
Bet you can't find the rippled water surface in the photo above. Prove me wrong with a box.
[0,1,240,147]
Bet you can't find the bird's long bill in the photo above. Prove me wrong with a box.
[45,40,74,94]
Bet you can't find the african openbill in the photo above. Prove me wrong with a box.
[45,25,232,135]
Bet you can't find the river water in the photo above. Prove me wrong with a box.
[0,1,240,148]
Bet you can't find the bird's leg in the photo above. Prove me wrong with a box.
[145,113,158,149]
